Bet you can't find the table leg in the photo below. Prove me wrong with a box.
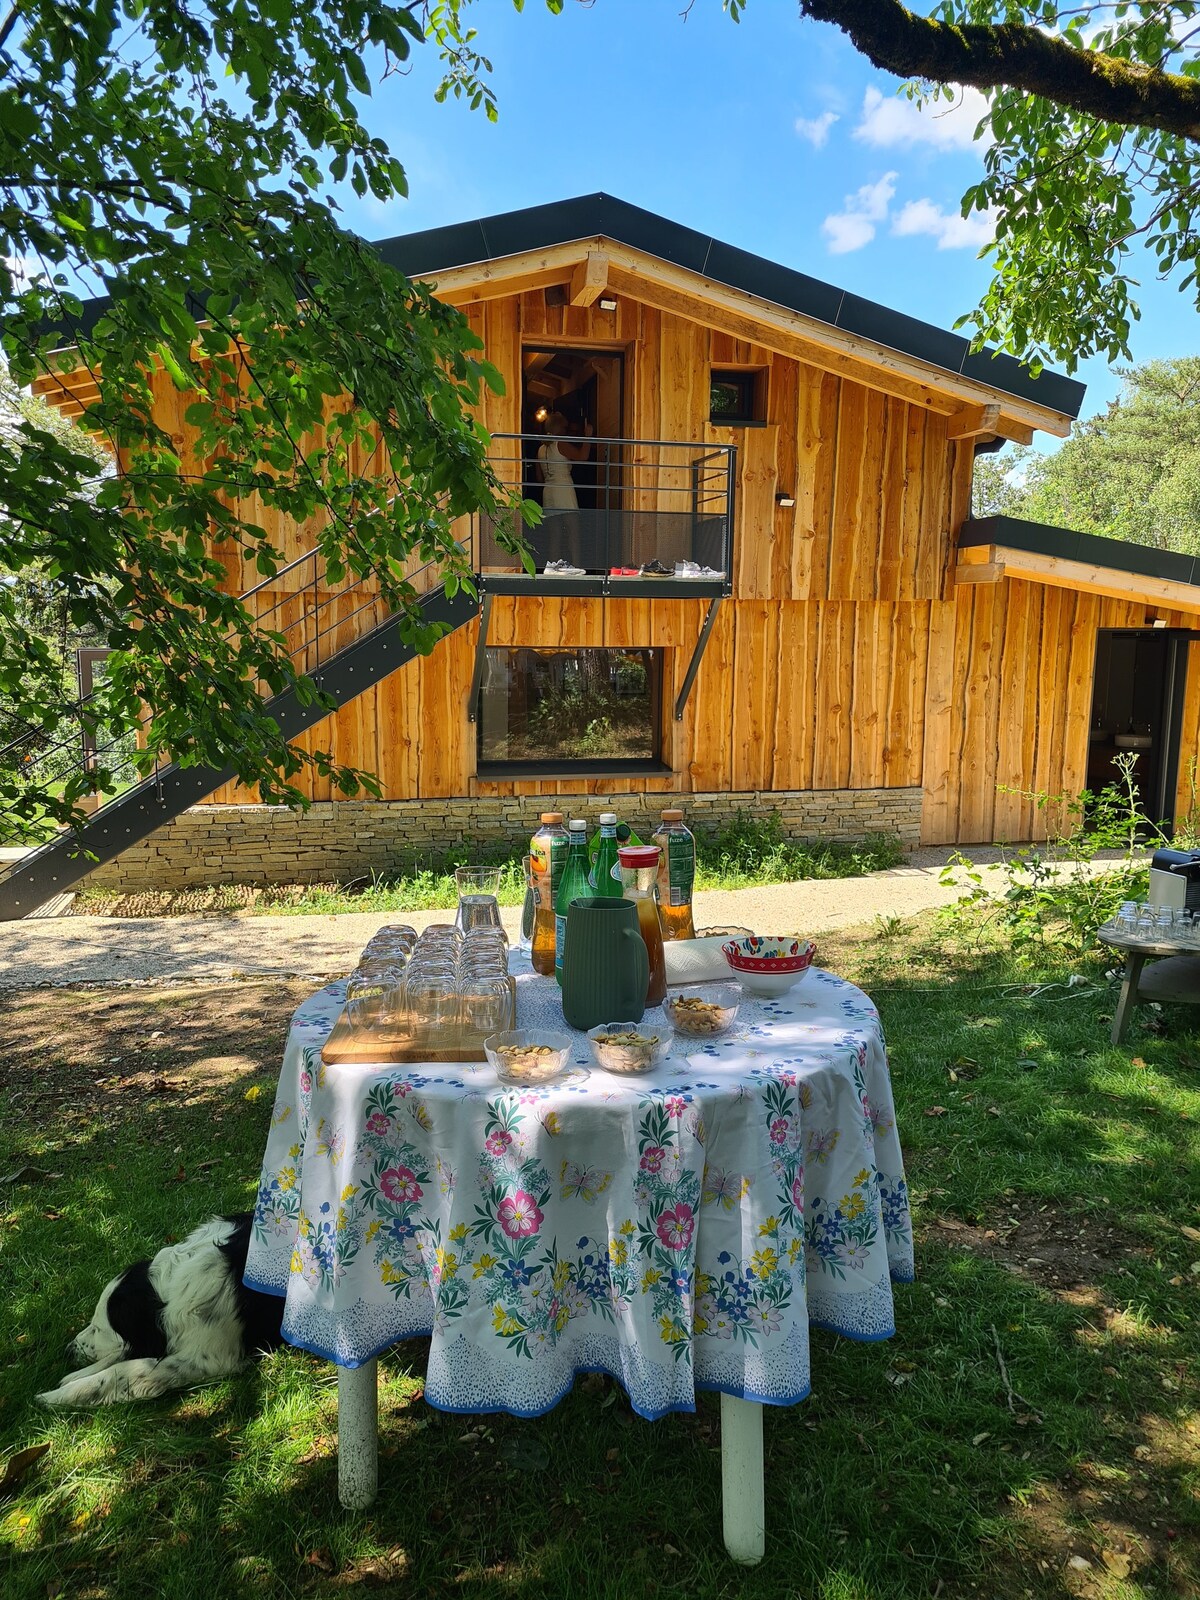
[337,1359,378,1510]
[1111,951,1147,1046]
[720,1393,765,1565]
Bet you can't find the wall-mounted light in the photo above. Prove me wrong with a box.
[598,296,618,312]
[776,492,796,509]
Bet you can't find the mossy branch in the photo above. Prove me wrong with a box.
[800,0,1200,141]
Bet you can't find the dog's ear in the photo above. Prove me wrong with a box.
[105,1261,168,1360]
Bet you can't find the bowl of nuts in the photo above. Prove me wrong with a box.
[664,983,741,1039]
[586,1022,671,1075]
[486,1030,578,1086]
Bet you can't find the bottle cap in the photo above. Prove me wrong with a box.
[540,812,564,824]
[618,845,660,867]
[661,808,684,822]
[599,812,617,826]
[568,818,587,832]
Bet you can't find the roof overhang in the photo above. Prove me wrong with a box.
[381,194,1084,443]
[37,194,1085,443]
[956,515,1200,616]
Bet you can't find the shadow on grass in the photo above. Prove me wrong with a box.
[0,953,1197,1600]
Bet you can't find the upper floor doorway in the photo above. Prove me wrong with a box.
[520,346,625,514]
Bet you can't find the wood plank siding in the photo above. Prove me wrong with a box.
[62,280,1188,845]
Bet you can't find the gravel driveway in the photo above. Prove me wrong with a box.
[0,847,1129,988]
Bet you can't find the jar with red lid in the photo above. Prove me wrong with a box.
[618,844,667,1007]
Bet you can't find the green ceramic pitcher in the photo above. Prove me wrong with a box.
[560,896,649,1031]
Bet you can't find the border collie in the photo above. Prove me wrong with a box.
[38,1213,285,1407]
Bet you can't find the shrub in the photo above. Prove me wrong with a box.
[939,754,1158,960]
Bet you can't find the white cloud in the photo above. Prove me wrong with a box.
[821,171,897,255]
[854,85,990,152]
[891,197,996,251]
[3,255,44,293]
[794,109,839,148]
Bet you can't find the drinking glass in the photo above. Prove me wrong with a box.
[460,976,514,1038]
[403,973,460,1040]
[346,967,403,1030]
[455,867,505,937]
[518,855,536,954]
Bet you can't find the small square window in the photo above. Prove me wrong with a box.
[710,369,766,425]
[477,647,666,775]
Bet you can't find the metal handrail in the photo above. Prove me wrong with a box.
[3,537,471,815]
[473,432,736,580]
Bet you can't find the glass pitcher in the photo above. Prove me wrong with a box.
[454,865,504,938]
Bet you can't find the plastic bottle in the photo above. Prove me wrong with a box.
[618,843,667,1007]
[530,812,569,976]
[652,808,697,941]
[589,813,624,898]
[554,820,592,986]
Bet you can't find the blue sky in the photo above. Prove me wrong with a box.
[329,0,1192,445]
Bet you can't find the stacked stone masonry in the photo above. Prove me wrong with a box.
[83,788,923,892]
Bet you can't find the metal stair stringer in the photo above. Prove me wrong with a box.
[0,583,479,921]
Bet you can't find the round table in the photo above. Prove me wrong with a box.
[246,957,912,1564]
[1097,925,1200,1044]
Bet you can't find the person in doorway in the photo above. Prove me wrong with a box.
[536,412,593,569]
[538,410,593,510]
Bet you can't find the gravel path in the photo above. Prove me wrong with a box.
[0,847,1128,988]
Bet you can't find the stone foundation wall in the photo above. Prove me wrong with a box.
[82,787,924,892]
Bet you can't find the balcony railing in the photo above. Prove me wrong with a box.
[470,434,735,592]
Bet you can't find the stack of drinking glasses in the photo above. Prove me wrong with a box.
[345,921,515,1051]
[1107,901,1200,944]
[344,924,418,1030]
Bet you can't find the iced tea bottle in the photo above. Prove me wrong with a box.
[618,844,667,1007]
[529,812,569,976]
[652,808,697,941]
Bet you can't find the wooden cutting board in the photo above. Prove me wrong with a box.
[320,1010,490,1065]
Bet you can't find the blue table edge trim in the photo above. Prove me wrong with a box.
[244,1283,908,1422]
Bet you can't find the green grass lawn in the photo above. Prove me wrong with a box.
[69,823,904,918]
[0,916,1196,1599]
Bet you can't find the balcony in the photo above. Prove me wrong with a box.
[470,433,735,598]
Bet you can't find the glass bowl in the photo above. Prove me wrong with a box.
[586,1022,671,1075]
[664,983,740,1038]
[486,1029,577,1086]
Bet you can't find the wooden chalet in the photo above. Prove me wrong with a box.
[9,194,1200,909]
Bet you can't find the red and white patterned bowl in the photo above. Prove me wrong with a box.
[721,937,816,996]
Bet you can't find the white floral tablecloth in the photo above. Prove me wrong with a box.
[246,958,913,1421]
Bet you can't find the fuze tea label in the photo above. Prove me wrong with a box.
[532,835,568,910]
[658,832,695,907]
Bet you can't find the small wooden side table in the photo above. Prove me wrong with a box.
[1097,927,1200,1044]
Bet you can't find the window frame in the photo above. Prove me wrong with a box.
[709,367,768,427]
[475,644,671,778]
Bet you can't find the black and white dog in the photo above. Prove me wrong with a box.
[38,1214,285,1407]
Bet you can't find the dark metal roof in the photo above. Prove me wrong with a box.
[961,515,1200,588]
[377,193,1085,420]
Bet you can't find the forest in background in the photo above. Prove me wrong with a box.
[973,357,1200,553]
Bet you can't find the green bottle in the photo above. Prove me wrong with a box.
[589,812,624,899]
[555,820,592,987]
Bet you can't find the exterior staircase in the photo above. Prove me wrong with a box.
[0,545,478,921]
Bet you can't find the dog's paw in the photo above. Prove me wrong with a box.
[36,1385,75,1408]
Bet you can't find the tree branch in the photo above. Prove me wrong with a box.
[800,0,1200,141]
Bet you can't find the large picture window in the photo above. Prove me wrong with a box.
[477,647,665,774]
